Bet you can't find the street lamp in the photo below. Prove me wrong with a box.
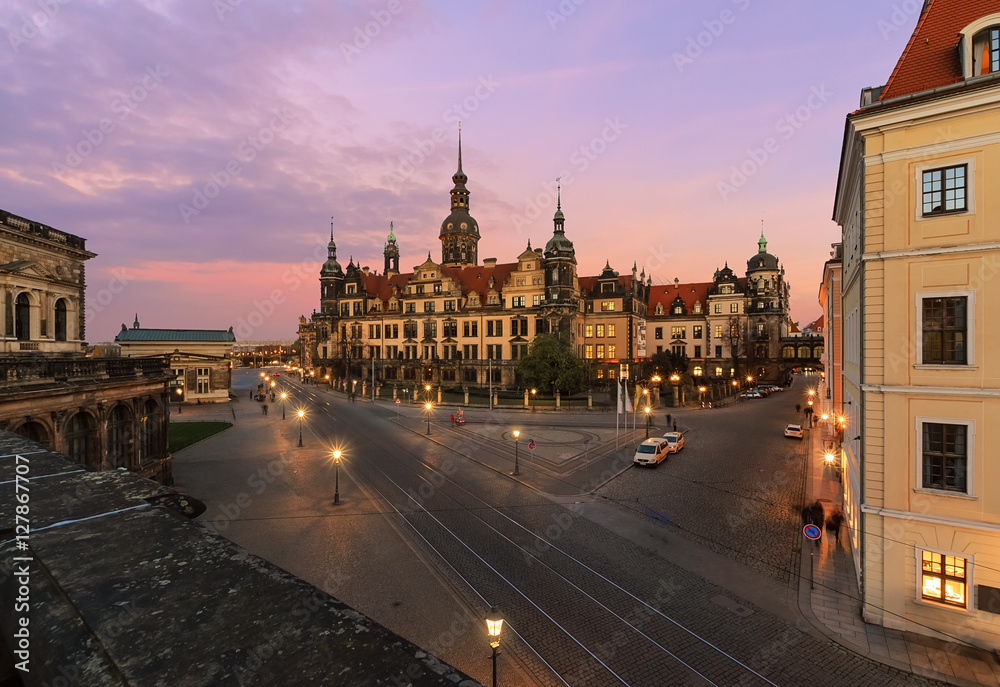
[512,430,520,475]
[425,402,432,435]
[175,386,183,413]
[297,409,305,447]
[424,384,431,402]
[644,407,651,438]
[530,388,537,411]
[281,392,287,420]
[332,449,341,504]
[485,607,504,687]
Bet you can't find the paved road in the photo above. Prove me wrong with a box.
[175,372,950,686]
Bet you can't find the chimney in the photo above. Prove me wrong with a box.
[362,266,369,276]
[674,277,679,290]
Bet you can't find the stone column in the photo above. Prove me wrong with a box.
[463,386,469,406]
[393,386,397,400]
[437,386,442,404]
[523,389,529,409]
[587,390,592,410]
[555,391,561,409]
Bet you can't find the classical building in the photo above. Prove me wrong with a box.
[818,243,843,416]
[1,208,94,354]
[298,140,815,390]
[833,0,1000,648]
[115,316,236,404]
[0,209,173,484]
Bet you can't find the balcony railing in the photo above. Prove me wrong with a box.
[0,355,172,387]
[1,210,88,251]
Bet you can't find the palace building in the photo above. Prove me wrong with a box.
[297,139,817,390]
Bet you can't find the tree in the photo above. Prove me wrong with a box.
[648,350,689,378]
[725,315,747,378]
[516,334,587,393]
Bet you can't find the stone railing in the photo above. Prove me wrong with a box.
[0,209,88,251]
[0,355,171,386]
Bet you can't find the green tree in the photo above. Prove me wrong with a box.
[648,350,690,378]
[516,334,587,393]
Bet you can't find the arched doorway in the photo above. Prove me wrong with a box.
[16,421,51,446]
[106,405,132,469]
[15,293,31,341]
[54,299,68,341]
[138,400,162,464]
[65,412,98,470]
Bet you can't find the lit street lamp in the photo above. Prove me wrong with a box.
[281,392,287,420]
[297,409,305,447]
[512,430,520,475]
[332,449,341,505]
[644,406,651,438]
[485,607,504,687]
[424,384,431,402]
[425,402,432,435]
[530,388,537,412]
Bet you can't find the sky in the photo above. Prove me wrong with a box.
[0,0,920,341]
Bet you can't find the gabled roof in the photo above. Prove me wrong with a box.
[116,328,236,343]
[647,282,713,316]
[879,0,1000,102]
[578,274,634,295]
[805,315,825,332]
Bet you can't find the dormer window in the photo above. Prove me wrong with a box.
[346,284,356,294]
[973,26,1000,75]
[655,303,663,315]
[693,301,702,314]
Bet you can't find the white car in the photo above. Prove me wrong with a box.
[633,438,670,467]
[784,424,804,439]
[662,432,684,453]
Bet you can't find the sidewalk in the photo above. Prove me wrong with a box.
[799,421,1000,686]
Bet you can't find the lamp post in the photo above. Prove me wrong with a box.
[530,388,537,412]
[512,430,520,475]
[425,402,432,435]
[698,385,707,406]
[424,384,431,403]
[175,386,183,413]
[669,373,680,407]
[297,409,305,447]
[281,392,287,420]
[485,607,504,687]
[644,407,651,438]
[332,449,341,504]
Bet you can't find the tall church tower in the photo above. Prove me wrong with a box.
[319,219,344,314]
[439,130,480,267]
[383,221,400,275]
[543,183,578,337]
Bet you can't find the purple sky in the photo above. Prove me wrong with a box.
[1,0,919,341]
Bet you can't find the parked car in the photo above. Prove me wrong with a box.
[754,387,772,396]
[741,390,762,399]
[784,424,804,439]
[662,432,685,453]
[633,438,670,467]
[763,384,782,392]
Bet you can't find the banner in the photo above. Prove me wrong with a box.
[616,379,624,414]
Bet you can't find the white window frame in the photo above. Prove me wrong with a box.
[913,416,975,499]
[914,157,976,222]
[914,290,975,369]
[914,546,974,613]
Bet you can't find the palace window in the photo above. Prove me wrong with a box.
[715,345,722,358]
[585,344,593,359]
[715,366,723,376]
[714,304,722,314]
[694,346,701,358]
[715,325,723,339]
[655,327,662,340]
[921,296,967,364]
[693,326,702,339]
[346,284,356,294]
[488,295,499,305]
[608,324,615,337]
[434,284,442,294]
[601,301,615,311]
[596,344,605,359]
[424,301,436,313]
[415,285,424,295]
[609,369,616,379]
[672,345,684,356]
[403,322,418,338]
[671,326,686,339]
[922,165,967,216]
[464,368,477,382]
[369,324,380,339]
[607,344,616,359]
[443,321,457,337]
[973,26,1000,75]
[597,324,605,338]
[405,302,416,313]
[731,303,739,313]
[512,296,526,308]
[423,322,437,338]
[921,422,969,493]
[196,368,210,394]
[596,368,603,379]
[693,302,702,314]
[586,324,593,338]
[444,300,456,311]
[920,550,968,608]
[533,295,541,306]
[341,303,350,316]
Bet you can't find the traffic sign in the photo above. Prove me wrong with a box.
[803,524,822,540]
[528,440,536,451]
[395,398,401,405]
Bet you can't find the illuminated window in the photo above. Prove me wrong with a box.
[601,301,615,311]
[585,344,593,359]
[597,324,605,338]
[715,367,723,376]
[596,368,604,379]
[596,344,605,359]
[715,325,722,339]
[730,303,739,313]
[714,304,722,314]
[608,324,615,337]
[609,369,615,379]
[585,325,593,338]
[671,326,686,339]
[921,551,967,608]
[608,345,616,358]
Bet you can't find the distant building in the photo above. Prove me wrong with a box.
[298,139,817,389]
[0,208,95,353]
[818,243,842,415]
[115,316,236,404]
[0,209,173,484]
[833,0,1000,648]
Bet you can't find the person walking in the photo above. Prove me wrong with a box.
[809,500,825,548]
[263,403,269,416]
[672,420,677,432]
[828,506,845,545]
[250,389,254,400]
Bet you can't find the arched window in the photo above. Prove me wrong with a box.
[15,293,30,341]
[107,405,132,469]
[797,347,810,359]
[16,421,50,446]
[54,299,68,341]
[139,400,161,464]
[813,346,824,358]
[65,412,97,469]
[973,26,1000,75]
[782,346,795,358]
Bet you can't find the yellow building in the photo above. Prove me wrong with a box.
[833,0,1000,648]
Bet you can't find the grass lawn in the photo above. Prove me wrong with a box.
[168,421,233,453]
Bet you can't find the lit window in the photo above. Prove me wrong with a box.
[601,301,615,311]
[596,344,605,359]
[608,324,615,337]
[608,345,616,358]
[596,368,603,379]
[921,551,967,608]
[596,324,605,338]
[731,303,739,313]
[585,325,593,338]
[922,165,967,216]
[973,26,1000,75]
[714,304,722,314]
[585,344,593,359]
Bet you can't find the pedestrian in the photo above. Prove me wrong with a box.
[250,389,253,399]
[262,403,268,416]
[828,506,845,545]
[810,500,825,547]
[795,403,801,414]
[450,413,455,425]
[672,420,677,432]
[666,413,672,424]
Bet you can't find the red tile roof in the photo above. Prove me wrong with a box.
[805,315,824,332]
[356,262,519,311]
[789,322,801,334]
[879,0,1000,101]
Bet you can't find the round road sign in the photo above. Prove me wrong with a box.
[528,440,536,451]
[803,524,822,540]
